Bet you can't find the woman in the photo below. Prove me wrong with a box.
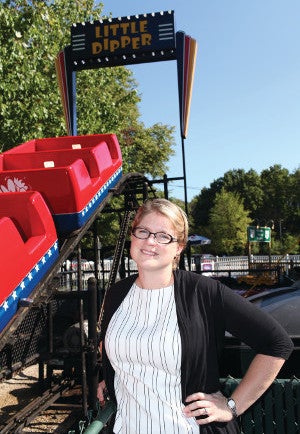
[98,198,293,434]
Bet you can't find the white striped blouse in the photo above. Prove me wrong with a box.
[105,283,199,434]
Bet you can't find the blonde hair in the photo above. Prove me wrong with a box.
[132,198,188,268]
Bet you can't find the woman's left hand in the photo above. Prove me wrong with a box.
[182,391,234,425]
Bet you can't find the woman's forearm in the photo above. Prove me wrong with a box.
[231,353,286,416]
[183,353,286,425]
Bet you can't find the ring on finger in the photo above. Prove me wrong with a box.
[203,408,208,416]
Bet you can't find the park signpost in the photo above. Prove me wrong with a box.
[247,225,272,267]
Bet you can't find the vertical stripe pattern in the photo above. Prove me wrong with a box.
[105,283,199,434]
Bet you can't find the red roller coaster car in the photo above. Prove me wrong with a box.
[0,191,59,333]
[0,133,123,232]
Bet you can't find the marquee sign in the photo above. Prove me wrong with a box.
[56,10,197,138]
[71,11,176,68]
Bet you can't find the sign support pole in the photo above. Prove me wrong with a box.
[181,136,189,217]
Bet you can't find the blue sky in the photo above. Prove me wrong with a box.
[101,1,300,201]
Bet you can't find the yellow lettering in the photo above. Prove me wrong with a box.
[110,39,120,52]
[93,21,153,53]
[130,22,138,34]
[141,33,152,46]
[92,41,102,54]
[110,24,119,36]
[140,20,148,33]
[95,26,102,38]
[120,35,131,48]
[131,37,140,50]
[120,22,130,34]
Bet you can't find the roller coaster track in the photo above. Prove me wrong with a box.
[1,380,77,433]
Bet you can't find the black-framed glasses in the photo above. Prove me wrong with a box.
[132,227,178,244]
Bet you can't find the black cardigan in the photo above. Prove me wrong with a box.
[101,270,293,434]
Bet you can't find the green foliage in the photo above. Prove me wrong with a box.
[118,122,175,177]
[271,234,300,255]
[191,165,299,254]
[222,169,263,216]
[0,0,100,147]
[190,185,219,227]
[75,67,140,137]
[95,196,130,251]
[258,165,293,221]
[257,165,300,235]
[290,168,300,233]
[207,188,251,255]
[191,168,263,228]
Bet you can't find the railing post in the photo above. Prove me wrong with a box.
[87,276,99,412]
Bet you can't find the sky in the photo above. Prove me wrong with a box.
[100,1,300,202]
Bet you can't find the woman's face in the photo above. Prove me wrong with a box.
[130,211,183,273]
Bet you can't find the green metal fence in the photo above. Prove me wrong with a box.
[220,377,300,434]
[80,377,300,434]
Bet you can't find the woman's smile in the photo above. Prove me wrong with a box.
[140,248,158,256]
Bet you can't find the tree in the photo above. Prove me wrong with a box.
[119,123,175,177]
[290,168,300,233]
[208,188,251,255]
[222,169,263,217]
[0,0,175,179]
[0,0,87,146]
[191,165,299,250]
[190,181,222,228]
[190,168,263,228]
[257,165,295,237]
[271,234,299,255]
